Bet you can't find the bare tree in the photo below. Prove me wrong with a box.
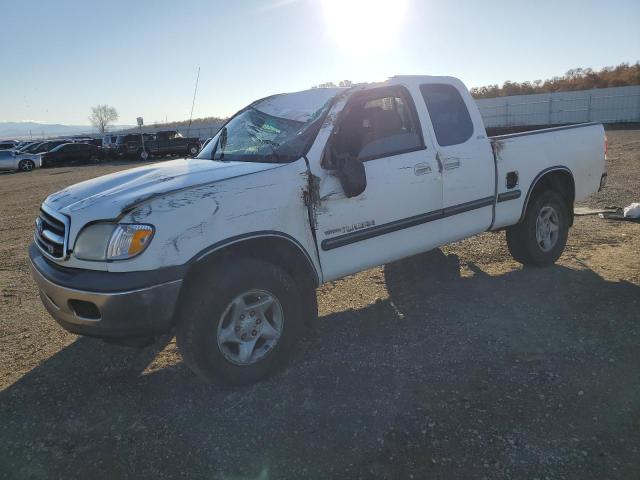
[89,105,119,133]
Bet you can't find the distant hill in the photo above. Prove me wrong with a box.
[0,115,227,140]
[0,122,134,140]
[0,122,91,139]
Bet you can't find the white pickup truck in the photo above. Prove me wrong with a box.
[29,76,607,384]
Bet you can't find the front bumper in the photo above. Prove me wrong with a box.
[29,244,184,338]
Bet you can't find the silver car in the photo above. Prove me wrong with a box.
[0,150,41,172]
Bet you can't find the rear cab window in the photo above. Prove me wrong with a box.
[420,83,474,146]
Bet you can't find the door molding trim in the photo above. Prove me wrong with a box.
[320,196,494,251]
[497,189,521,202]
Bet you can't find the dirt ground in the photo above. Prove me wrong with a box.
[1,130,639,479]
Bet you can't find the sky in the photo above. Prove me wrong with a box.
[1,0,638,125]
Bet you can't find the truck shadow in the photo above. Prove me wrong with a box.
[2,250,640,479]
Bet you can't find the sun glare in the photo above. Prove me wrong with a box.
[322,0,408,54]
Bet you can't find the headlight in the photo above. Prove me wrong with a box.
[74,223,154,261]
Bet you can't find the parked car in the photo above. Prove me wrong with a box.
[28,140,71,154]
[73,137,102,147]
[102,135,118,156]
[150,130,201,157]
[113,130,201,159]
[11,141,32,151]
[29,75,606,385]
[16,142,44,154]
[0,140,18,150]
[0,150,41,172]
[112,134,154,158]
[40,143,102,167]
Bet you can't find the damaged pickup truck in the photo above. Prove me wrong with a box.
[29,76,607,384]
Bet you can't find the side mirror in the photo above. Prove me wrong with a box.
[336,154,367,198]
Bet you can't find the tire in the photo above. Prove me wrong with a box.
[188,144,200,157]
[176,257,304,385]
[506,190,570,267]
[18,159,35,172]
[88,155,100,164]
[138,149,151,161]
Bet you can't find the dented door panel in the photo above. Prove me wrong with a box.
[307,87,443,282]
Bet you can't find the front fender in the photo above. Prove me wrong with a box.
[106,159,320,276]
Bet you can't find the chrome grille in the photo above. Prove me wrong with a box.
[35,208,68,259]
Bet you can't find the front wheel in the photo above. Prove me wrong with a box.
[18,159,35,172]
[176,258,304,385]
[506,190,570,267]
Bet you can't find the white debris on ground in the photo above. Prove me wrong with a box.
[623,202,640,218]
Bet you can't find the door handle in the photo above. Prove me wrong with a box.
[413,162,432,176]
[443,158,460,170]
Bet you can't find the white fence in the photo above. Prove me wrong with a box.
[476,85,640,127]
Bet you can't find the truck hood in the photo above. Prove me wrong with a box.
[44,158,283,219]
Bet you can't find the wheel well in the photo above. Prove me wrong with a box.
[524,169,575,225]
[184,235,319,295]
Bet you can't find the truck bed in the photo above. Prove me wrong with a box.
[489,122,606,230]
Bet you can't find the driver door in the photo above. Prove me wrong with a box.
[309,85,443,281]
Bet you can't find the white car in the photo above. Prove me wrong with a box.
[0,150,41,172]
[0,140,18,150]
[29,75,606,385]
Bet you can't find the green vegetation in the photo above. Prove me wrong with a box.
[470,62,640,99]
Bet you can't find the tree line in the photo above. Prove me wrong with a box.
[470,62,640,99]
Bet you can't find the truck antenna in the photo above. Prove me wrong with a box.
[187,66,200,138]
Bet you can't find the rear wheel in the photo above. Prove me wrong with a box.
[18,159,35,172]
[506,190,569,267]
[88,155,100,164]
[176,258,304,385]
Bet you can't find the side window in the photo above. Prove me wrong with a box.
[332,89,423,162]
[420,84,473,147]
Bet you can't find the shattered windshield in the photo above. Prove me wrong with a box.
[197,88,342,163]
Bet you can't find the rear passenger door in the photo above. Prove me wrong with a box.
[55,145,73,164]
[419,81,496,242]
[74,144,90,163]
[63,144,80,164]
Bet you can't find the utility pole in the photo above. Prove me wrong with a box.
[187,66,200,138]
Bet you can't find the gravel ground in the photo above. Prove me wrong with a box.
[0,130,639,479]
